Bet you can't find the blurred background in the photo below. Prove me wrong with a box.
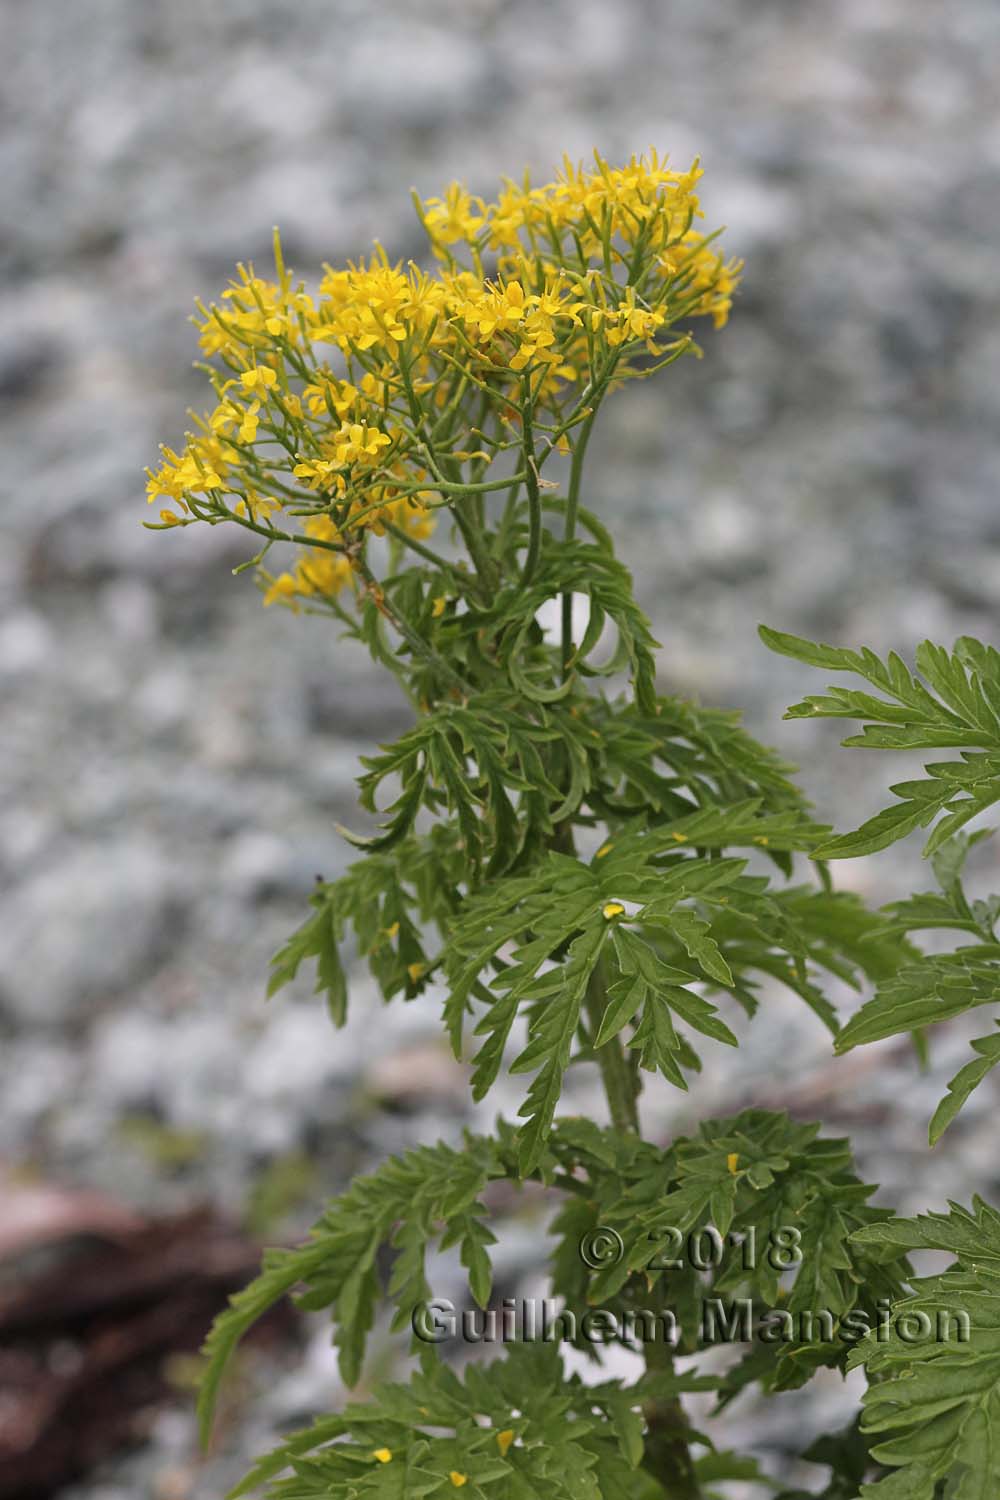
[2,0,1000,1494]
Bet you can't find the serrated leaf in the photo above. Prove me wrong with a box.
[928,1028,1000,1144]
[837,947,1000,1056]
[198,1239,333,1446]
[648,907,734,986]
[759,625,865,673]
[268,892,348,1024]
[198,1137,502,1441]
[849,1200,1000,1498]
[813,801,934,860]
[514,923,605,1173]
[763,629,1000,861]
[594,972,645,1046]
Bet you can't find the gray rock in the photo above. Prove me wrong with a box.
[4,0,1000,1490]
[0,841,180,1025]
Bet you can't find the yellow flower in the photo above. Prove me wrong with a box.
[487,179,547,249]
[303,376,359,420]
[234,489,282,522]
[534,278,583,323]
[258,515,354,605]
[294,553,355,599]
[479,150,706,264]
[384,495,436,542]
[509,308,558,371]
[239,401,261,443]
[496,1430,515,1457]
[145,445,224,502]
[314,258,447,353]
[332,423,392,466]
[449,1474,468,1489]
[602,902,625,920]
[262,572,299,608]
[240,365,278,393]
[372,1448,392,1465]
[303,514,341,544]
[727,1153,740,1175]
[422,183,486,246]
[150,150,735,573]
[459,279,529,342]
[209,399,243,434]
[659,232,742,330]
[431,595,447,618]
[292,459,345,495]
[197,268,314,358]
[605,287,666,351]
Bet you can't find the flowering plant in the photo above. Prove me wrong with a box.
[149,152,1000,1498]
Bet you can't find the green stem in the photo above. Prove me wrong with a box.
[641,1339,703,1500]
[560,409,596,676]
[584,959,639,1135]
[350,552,470,698]
[583,953,701,1498]
[452,504,499,594]
[493,477,522,564]
[519,386,542,589]
[204,503,469,695]
[399,353,498,596]
[382,522,466,587]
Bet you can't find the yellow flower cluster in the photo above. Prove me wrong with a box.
[261,515,355,609]
[146,151,740,613]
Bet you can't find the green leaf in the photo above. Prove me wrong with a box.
[586,1111,910,1348]
[761,628,1000,859]
[268,889,347,1025]
[928,1028,1000,1144]
[594,972,646,1047]
[198,1137,504,1440]
[513,923,606,1173]
[487,540,660,715]
[850,1199,1000,1497]
[198,1239,333,1446]
[834,942,1000,1136]
[695,1449,777,1486]
[758,625,868,674]
[356,692,571,878]
[813,801,935,860]
[654,907,734,987]
[858,1466,936,1498]
[441,1210,497,1309]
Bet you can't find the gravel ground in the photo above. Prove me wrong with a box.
[3,0,1000,1494]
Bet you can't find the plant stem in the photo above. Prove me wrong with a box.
[584,961,639,1134]
[515,368,700,1499]
[584,960,702,1497]
[641,1338,703,1500]
[560,409,596,676]
[382,522,466,588]
[452,502,499,594]
[519,384,543,589]
[398,349,498,597]
[350,551,470,697]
